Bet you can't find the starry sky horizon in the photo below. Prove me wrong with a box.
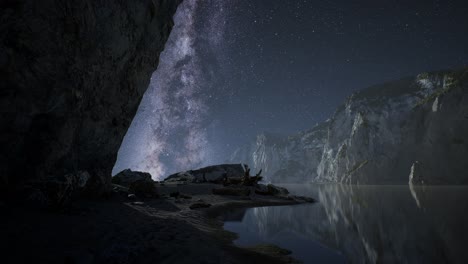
[114,0,468,179]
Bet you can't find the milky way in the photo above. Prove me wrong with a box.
[114,0,468,180]
[113,0,231,179]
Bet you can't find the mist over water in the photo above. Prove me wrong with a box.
[224,184,468,263]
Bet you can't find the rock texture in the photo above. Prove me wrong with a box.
[231,69,468,184]
[112,169,157,198]
[112,169,152,187]
[230,124,329,183]
[0,0,182,199]
[165,164,247,183]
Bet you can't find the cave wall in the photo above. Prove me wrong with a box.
[0,0,182,198]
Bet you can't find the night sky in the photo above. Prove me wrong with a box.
[114,0,468,179]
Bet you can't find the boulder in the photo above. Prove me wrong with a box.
[112,169,156,198]
[128,180,157,198]
[112,169,152,187]
[164,172,196,183]
[165,164,247,183]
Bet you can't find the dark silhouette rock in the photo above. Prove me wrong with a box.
[128,180,157,198]
[112,169,156,198]
[17,170,93,208]
[165,164,247,183]
[112,169,152,187]
[0,0,182,201]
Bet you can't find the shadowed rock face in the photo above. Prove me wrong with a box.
[0,0,182,197]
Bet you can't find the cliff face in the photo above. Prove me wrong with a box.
[231,123,328,183]
[231,69,468,184]
[0,0,182,200]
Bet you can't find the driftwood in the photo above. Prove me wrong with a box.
[222,166,263,186]
[241,168,263,186]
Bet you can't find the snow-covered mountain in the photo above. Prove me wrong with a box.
[230,68,468,184]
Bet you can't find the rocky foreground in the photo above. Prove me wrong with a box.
[1,166,314,264]
[1,0,183,201]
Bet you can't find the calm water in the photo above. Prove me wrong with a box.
[223,184,468,264]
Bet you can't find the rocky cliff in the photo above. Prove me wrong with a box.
[0,0,182,203]
[231,69,468,184]
[231,124,329,183]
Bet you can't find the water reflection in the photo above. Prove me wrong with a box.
[224,184,468,264]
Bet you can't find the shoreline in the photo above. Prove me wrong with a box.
[1,182,313,264]
[154,182,313,263]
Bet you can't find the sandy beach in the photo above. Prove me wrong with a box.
[2,182,313,264]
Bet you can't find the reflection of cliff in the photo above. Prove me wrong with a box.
[236,185,468,264]
[231,69,468,184]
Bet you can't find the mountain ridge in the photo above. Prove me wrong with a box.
[230,68,468,184]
